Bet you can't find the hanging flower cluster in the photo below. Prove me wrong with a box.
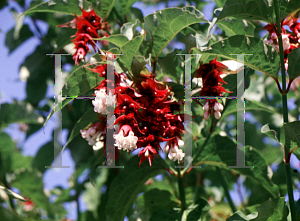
[80,55,185,167]
[58,8,109,65]
[263,16,300,70]
[193,57,232,120]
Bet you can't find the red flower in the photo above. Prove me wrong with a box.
[58,8,109,65]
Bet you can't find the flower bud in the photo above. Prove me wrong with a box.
[214,111,221,120]
[204,111,210,120]
[203,102,209,111]
[214,102,223,112]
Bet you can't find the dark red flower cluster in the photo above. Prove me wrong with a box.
[194,57,231,120]
[80,57,185,167]
[263,16,300,70]
[58,8,109,65]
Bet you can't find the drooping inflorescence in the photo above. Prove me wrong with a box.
[58,8,109,65]
[193,57,232,120]
[80,53,185,167]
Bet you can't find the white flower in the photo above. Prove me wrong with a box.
[204,111,210,120]
[92,89,116,114]
[113,130,138,151]
[126,131,138,150]
[92,89,107,114]
[214,111,221,120]
[80,128,100,146]
[106,90,116,106]
[203,102,209,111]
[93,141,104,151]
[213,102,223,112]
[168,146,185,163]
[282,34,290,51]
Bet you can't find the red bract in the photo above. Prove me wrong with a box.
[58,8,109,65]
[194,57,231,120]
[263,16,300,70]
[81,61,185,167]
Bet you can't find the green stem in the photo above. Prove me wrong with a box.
[274,0,295,220]
[176,166,187,210]
[216,168,237,213]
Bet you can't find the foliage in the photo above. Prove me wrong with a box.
[1,0,300,220]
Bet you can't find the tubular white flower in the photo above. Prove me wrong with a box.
[168,146,185,163]
[92,89,107,114]
[106,90,116,106]
[214,102,223,112]
[126,131,138,150]
[114,130,138,151]
[203,102,210,111]
[214,111,221,120]
[93,141,104,151]
[282,34,290,51]
[204,111,210,120]
[80,128,100,146]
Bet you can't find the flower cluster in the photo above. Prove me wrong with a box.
[80,57,185,166]
[193,57,231,120]
[58,8,109,65]
[263,16,300,70]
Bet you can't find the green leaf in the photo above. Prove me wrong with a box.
[287,47,300,80]
[217,18,255,37]
[222,99,282,119]
[234,146,279,198]
[252,198,288,221]
[157,49,184,83]
[150,208,182,221]
[261,124,280,143]
[195,135,236,168]
[226,211,249,221]
[279,0,300,23]
[106,155,165,221]
[63,107,100,151]
[94,34,129,48]
[217,0,300,24]
[217,0,273,23]
[24,44,54,104]
[119,34,145,73]
[13,169,49,211]
[131,55,148,77]
[280,121,300,159]
[5,24,34,54]
[95,0,117,19]
[131,188,178,220]
[22,0,88,16]
[192,35,280,80]
[62,65,104,97]
[165,82,185,100]
[0,101,43,130]
[43,98,73,128]
[10,152,32,171]
[32,141,58,173]
[144,6,206,61]
[0,132,15,176]
[0,206,25,221]
[183,198,211,220]
[116,0,138,16]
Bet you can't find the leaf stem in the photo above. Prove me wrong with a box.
[176,166,187,210]
[274,0,296,220]
[216,167,237,213]
[2,175,16,213]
